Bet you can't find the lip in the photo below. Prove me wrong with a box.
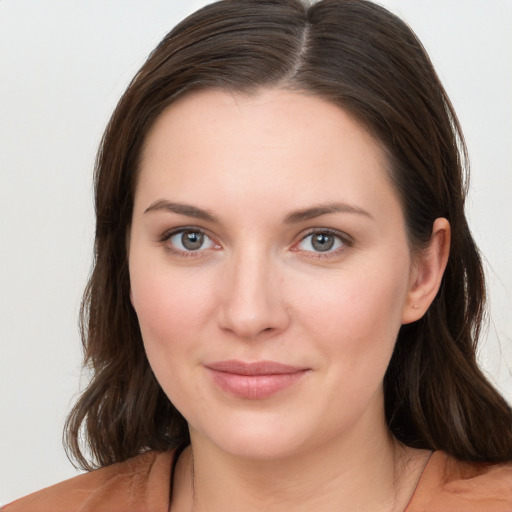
[205,360,309,399]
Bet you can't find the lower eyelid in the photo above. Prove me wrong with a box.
[160,228,222,255]
[158,227,350,258]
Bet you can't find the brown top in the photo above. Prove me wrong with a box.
[3,450,512,511]
[2,451,174,512]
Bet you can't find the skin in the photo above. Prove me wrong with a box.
[128,88,450,511]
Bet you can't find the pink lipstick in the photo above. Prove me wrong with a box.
[205,360,309,399]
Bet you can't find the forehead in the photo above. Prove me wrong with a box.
[142,88,385,161]
[136,88,401,224]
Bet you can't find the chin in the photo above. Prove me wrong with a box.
[189,409,325,461]
[214,433,306,461]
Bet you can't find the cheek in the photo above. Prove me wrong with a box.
[298,265,406,331]
[130,262,217,363]
[129,264,220,415]
[292,256,409,375]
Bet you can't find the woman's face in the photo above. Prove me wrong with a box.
[129,88,420,459]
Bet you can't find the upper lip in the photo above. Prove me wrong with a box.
[205,360,307,376]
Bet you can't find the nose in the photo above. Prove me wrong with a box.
[217,246,290,340]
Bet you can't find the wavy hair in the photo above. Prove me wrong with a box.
[64,0,512,470]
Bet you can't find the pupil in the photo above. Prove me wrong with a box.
[182,231,204,250]
[312,233,334,252]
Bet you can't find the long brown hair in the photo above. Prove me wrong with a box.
[64,0,512,470]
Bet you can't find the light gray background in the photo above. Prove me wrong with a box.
[1,0,511,504]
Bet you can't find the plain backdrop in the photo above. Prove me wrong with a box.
[0,0,511,504]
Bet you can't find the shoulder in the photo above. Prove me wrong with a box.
[2,450,175,512]
[407,450,512,512]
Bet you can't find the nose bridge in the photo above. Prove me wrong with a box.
[218,242,288,339]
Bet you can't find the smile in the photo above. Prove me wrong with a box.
[205,360,310,400]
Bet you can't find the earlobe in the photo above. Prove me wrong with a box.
[402,218,451,324]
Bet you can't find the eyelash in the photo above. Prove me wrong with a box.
[293,228,352,259]
[158,227,220,258]
[158,227,352,259]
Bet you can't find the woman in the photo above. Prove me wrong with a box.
[4,0,511,510]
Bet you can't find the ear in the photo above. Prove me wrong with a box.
[402,218,451,324]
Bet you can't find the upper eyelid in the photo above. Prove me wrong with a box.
[292,228,353,255]
[159,227,220,257]
[159,225,214,241]
[157,226,352,250]
[297,227,352,243]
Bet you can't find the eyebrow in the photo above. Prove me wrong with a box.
[283,202,373,224]
[144,200,218,223]
[143,199,372,224]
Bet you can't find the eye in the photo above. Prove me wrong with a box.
[163,228,218,253]
[295,230,346,254]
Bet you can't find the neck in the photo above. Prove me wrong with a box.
[171,408,429,512]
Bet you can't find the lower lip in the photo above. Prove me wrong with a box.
[207,369,308,399]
